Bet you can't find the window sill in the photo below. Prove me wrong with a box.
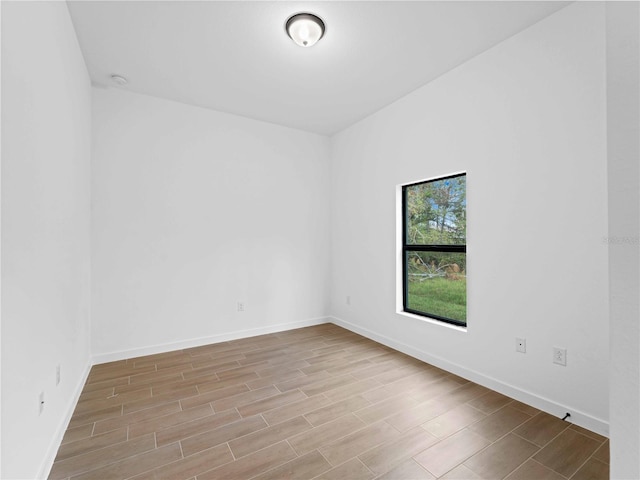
[396,310,468,333]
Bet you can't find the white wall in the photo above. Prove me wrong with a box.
[606,2,640,478]
[329,2,609,433]
[1,2,92,478]
[91,88,330,359]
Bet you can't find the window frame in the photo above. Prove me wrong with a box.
[401,172,467,327]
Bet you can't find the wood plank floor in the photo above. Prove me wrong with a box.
[49,324,609,480]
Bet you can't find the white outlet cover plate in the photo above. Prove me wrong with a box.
[553,347,567,366]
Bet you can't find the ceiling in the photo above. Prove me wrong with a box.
[67,1,569,136]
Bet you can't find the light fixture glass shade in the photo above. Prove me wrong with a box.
[286,13,325,47]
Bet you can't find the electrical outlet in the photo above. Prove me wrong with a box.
[346,295,351,306]
[56,364,61,386]
[39,391,45,415]
[237,302,244,312]
[516,338,526,353]
[553,347,567,366]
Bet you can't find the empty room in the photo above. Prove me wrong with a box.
[1,1,638,479]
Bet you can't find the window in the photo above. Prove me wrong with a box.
[402,173,466,326]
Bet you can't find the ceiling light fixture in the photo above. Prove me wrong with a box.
[285,13,325,48]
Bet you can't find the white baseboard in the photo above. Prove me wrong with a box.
[37,358,92,479]
[92,316,331,365]
[329,315,609,437]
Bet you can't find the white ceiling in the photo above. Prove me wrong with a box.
[67,1,570,136]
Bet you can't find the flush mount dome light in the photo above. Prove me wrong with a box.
[286,13,325,47]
